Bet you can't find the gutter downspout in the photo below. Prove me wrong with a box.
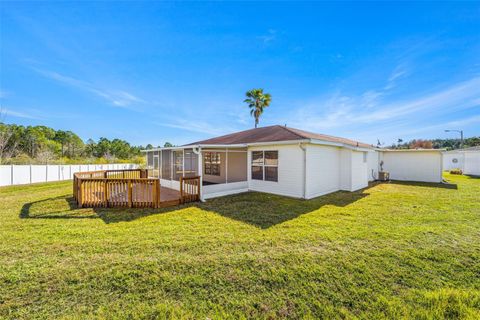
[299,143,307,199]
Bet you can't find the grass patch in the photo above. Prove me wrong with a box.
[1,174,479,319]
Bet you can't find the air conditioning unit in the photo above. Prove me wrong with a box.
[378,171,390,181]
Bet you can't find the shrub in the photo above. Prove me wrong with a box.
[450,169,463,175]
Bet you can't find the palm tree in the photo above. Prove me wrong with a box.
[244,89,272,128]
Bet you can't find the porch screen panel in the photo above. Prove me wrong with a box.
[162,150,172,180]
[226,150,247,182]
[147,151,154,169]
[173,151,183,181]
[183,149,198,177]
[152,151,160,178]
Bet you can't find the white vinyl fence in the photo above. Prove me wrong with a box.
[0,163,139,187]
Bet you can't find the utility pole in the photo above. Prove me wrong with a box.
[445,129,464,149]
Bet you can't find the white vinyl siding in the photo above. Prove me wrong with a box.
[367,151,379,181]
[339,149,352,191]
[380,151,443,183]
[338,149,369,192]
[464,151,480,175]
[442,150,480,175]
[443,152,464,171]
[350,151,369,191]
[248,144,304,198]
[305,145,341,198]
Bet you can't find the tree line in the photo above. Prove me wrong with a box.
[0,123,167,165]
[387,137,480,150]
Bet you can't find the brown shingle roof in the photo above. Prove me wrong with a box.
[185,125,373,148]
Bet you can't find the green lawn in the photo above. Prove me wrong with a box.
[1,174,479,319]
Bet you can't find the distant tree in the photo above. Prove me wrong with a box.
[36,148,55,164]
[409,139,433,149]
[164,142,173,147]
[0,121,16,164]
[244,88,272,128]
[0,121,150,163]
[110,139,131,159]
[95,137,111,158]
[54,130,68,156]
[65,131,84,158]
[84,139,96,157]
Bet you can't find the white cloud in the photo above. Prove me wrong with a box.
[361,90,383,109]
[289,76,480,133]
[1,107,42,120]
[405,115,480,136]
[31,68,145,109]
[258,29,277,44]
[154,119,238,137]
[360,77,480,121]
[384,64,409,90]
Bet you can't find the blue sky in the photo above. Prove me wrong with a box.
[1,1,479,147]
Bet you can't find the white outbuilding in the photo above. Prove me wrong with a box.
[443,146,480,176]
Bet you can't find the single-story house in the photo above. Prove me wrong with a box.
[443,146,480,176]
[144,125,444,200]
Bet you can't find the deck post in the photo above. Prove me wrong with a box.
[180,176,184,204]
[78,178,83,208]
[155,179,160,208]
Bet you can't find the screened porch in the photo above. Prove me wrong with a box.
[144,147,248,199]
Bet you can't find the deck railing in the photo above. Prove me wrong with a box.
[73,170,201,208]
[180,176,201,204]
[73,169,161,208]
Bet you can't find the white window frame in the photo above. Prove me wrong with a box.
[251,150,278,182]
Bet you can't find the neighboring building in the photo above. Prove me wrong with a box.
[144,125,444,200]
[443,146,480,176]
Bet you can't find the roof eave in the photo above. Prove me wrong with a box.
[309,138,374,151]
[381,148,446,152]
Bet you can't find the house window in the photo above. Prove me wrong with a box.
[204,152,221,176]
[251,150,278,182]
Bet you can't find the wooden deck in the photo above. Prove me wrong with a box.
[159,186,181,207]
[73,169,200,208]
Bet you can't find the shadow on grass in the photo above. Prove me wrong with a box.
[197,189,370,229]
[19,190,369,228]
[197,179,461,228]
[19,195,94,219]
[19,179,458,228]
[388,180,458,189]
[19,195,190,224]
[93,205,191,224]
